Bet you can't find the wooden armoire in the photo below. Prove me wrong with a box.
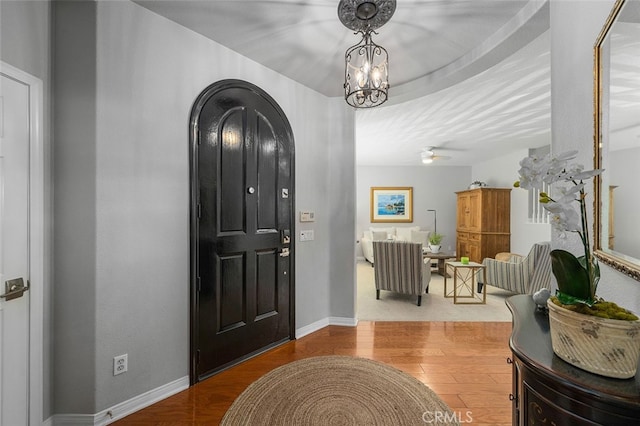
[456,188,511,263]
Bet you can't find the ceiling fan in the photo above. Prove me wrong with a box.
[420,147,452,164]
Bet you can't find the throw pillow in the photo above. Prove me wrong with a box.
[395,226,420,242]
[371,231,388,241]
[369,227,395,239]
[410,230,430,247]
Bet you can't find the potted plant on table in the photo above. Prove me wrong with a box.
[515,150,640,379]
[428,232,444,254]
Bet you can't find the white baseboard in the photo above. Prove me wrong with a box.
[46,319,356,425]
[48,376,189,426]
[296,316,357,339]
[329,316,358,327]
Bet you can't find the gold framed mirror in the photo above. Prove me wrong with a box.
[594,0,640,280]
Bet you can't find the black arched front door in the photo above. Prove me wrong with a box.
[190,80,295,383]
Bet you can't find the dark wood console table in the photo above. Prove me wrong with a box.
[506,295,640,425]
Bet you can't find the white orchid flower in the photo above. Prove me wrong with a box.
[545,201,581,232]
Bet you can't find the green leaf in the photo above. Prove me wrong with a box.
[550,249,592,303]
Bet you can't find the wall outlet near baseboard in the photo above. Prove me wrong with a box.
[114,354,128,376]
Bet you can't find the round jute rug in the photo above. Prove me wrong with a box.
[221,355,460,425]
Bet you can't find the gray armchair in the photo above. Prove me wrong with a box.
[479,241,552,295]
[373,241,431,306]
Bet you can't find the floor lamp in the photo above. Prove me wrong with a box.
[427,209,437,234]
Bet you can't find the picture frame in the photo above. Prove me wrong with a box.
[370,187,413,223]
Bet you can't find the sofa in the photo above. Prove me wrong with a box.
[361,226,431,265]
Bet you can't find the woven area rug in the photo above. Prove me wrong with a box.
[221,355,460,425]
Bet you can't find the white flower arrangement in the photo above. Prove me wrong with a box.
[515,150,603,306]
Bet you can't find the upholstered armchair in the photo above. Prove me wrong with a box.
[479,241,552,295]
[373,241,431,306]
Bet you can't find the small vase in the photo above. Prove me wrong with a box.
[547,299,640,379]
[429,244,440,254]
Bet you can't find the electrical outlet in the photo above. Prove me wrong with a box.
[113,354,128,376]
[300,230,314,241]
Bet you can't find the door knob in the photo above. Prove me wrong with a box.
[1,278,30,301]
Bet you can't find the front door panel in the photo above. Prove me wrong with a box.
[191,81,294,382]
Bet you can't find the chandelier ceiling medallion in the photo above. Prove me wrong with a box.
[338,0,396,108]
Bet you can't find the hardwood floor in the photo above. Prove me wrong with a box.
[114,321,513,425]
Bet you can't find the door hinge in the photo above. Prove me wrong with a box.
[197,276,201,292]
[197,204,202,219]
[196,349,200,365]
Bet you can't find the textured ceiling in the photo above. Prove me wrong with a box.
[134,0,555,166]
[357,30,551,166]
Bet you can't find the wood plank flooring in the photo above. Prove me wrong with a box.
[113,321,513,425]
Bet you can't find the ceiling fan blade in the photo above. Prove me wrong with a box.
[433,155,452,161]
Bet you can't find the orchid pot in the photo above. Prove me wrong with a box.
[516,150,639,378]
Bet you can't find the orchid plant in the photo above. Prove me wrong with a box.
[514,150,603,306]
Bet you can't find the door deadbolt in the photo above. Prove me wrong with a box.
[247,186,255,194]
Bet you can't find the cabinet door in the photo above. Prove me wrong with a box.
[468,191,481,231]
[468,240,481,263]
[457,240,467,260]
[457,193,470,230]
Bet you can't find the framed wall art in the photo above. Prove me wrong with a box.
[370,187,413,223]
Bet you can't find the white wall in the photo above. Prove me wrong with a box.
[550,0,640,312]
[53,0,356,415]
[357,151,552,261]
[356,165,471,255]
[472,149,552,255]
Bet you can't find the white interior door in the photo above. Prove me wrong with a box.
[0,69,31,425]
[0,63,43,426]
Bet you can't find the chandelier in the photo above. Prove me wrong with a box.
[338,0,396,108]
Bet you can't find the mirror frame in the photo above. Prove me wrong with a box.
[593,0,640,281]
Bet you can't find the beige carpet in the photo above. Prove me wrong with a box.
[221,355,460,426]
[357,261,513,321]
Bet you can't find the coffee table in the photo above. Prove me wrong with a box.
[422,251,456,276]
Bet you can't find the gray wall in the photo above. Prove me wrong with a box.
[0,0,53,420]
[550,0,640,312]
[356,165,471,254]
[53,0,356,415]
[7,0,640,419]
[328,99,357,319]
[53,0,98,414]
